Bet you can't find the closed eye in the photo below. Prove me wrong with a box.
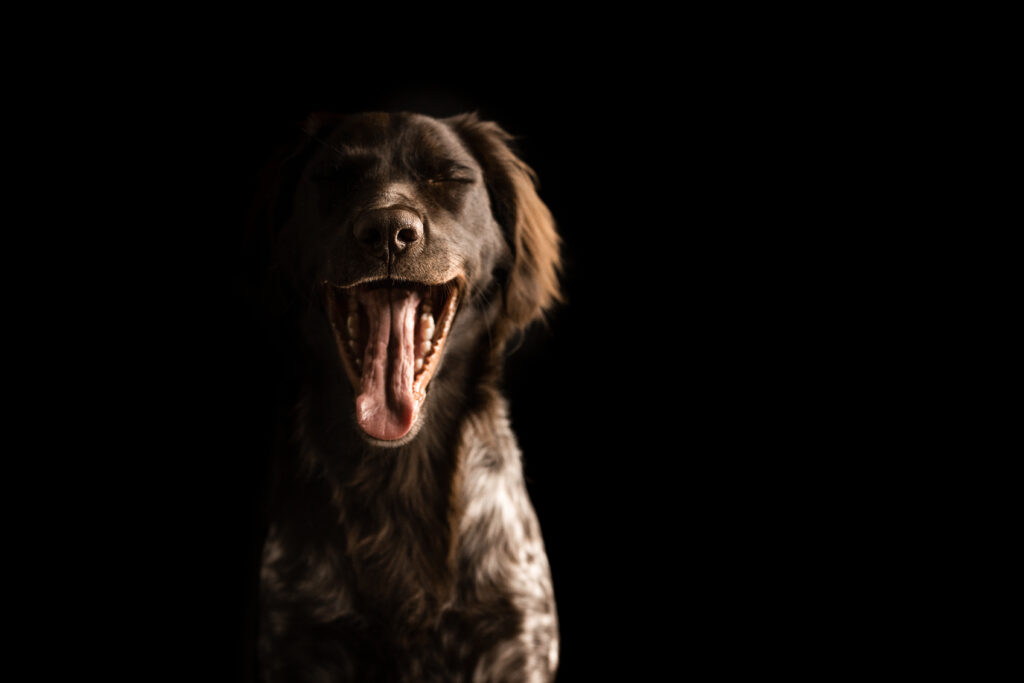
[429,175,475,185]
[427,163,476,185]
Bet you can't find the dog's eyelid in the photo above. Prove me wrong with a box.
[429,161,475,182]
[429,175,475,185]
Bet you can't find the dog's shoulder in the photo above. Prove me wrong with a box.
[425,399,559,680]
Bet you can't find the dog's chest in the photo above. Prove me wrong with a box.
[259,410,558,679]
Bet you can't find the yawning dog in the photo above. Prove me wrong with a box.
[257,111,561,682]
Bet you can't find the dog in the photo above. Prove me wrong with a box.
[255,112,561,682]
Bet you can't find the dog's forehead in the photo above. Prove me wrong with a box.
[319,112,474,165]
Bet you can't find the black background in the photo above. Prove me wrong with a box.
[22,15,980,681]
[94,44,839,681]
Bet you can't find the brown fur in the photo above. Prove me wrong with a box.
[256,112,560,682]
[444,114,562,329]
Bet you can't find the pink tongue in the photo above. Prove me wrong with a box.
[355,288,421,440]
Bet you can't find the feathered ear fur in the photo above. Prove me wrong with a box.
[445,113,562,329]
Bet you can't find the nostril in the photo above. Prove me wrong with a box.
[396,227,420,245]
[391,211,424,251]
[354,216,384,250]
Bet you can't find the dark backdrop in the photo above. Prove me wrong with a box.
[127,56,830,681]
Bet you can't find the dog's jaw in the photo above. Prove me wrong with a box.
[326,278,461,443]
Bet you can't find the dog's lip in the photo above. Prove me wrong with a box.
[324,277,462,440]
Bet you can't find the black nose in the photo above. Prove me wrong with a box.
[353,207,423,256]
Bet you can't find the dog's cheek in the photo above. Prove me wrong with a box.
[469,231,508,303]
[461,196,510,289]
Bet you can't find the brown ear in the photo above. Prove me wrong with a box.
[446,113,562,328]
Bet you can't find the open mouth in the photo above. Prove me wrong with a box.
[325,278,461,441]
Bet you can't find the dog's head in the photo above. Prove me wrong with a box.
[271,112,560,445]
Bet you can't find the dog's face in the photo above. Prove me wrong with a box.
[276,112,560,445]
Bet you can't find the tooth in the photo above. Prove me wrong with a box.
[415,358,423,373]
[418,313,435,341]
[420,340,433,355]
[422,299,432,314]
[347,313,358,338]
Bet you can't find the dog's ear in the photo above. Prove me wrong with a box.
[446,113,562,328]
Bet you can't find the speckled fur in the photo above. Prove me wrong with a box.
[257,112,560,682]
